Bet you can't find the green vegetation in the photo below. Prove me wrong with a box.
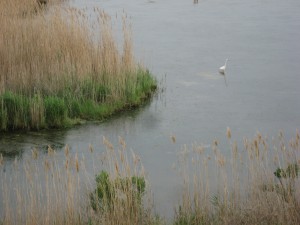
[0,1,299,225]
[268,163,299,203]
[90,170,145,213]
[0,0,157,131]
[0,68,156,131]
[0,131,299,225]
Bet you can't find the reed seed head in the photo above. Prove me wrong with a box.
[75,153,79,172]
[31,148,39,160]
[89,144,94,153]
[171,135,176,143]
[119,136,126,149]
[65,159,69,170]
[65,145,69,157]
[48,145,54,156]
[226,127,231,139]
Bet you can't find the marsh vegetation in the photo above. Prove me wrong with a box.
[0,0,299,224]
[0,0,157,131]
[0,131,299,224]
[173,129,300,225]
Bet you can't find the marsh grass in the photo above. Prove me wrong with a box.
[0,0,157,131]
[174,130,300,225]
[88,137,156,225]
[0,137,156,225]
[0,148,84,225]
[0,131,299,224]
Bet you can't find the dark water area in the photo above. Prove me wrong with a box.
[1,0,300,219]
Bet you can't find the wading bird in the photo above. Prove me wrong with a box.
[219,58,228,74]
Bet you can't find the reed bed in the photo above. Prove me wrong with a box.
[0,148,84,225]
[173,129,300,225]
[0,137,156,225]
[0,0,156,131]
[0,131,299,224]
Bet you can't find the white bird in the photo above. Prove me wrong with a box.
[219,58,229,74]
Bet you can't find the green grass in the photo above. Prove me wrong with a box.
[0,92,30,130]
[0,69,156,131]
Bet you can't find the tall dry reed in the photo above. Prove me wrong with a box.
[0,0,156,130]
[0,146,85,225]
[0,2,135,97]
[1,131,299,224]
[89,137,155,225]
[0,137,155,225]
[174,130,300,225]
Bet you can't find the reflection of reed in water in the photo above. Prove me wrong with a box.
[194,0,198,4]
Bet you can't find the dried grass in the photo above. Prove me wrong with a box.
[0,2,135,98]
[0,137,154,225]
[174,129,300,225]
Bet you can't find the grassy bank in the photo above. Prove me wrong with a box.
[0,130,299,225]
[0,0,157,131]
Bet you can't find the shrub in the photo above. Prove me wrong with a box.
[90,170,146,212]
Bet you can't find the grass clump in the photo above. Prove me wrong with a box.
[44,96,67,128]
[87,137,155,225]
[90,170,146,213]
[0,92,30,130]
[0,0,157,131]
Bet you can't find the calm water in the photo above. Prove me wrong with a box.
[1,0,300,218]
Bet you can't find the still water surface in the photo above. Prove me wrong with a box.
[1,0,300,218]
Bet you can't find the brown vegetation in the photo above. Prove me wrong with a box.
[0,0,135,98]
[0,137,155,225]
[174,129,300,225]
[0,0,156,131]
[0,131,299,224]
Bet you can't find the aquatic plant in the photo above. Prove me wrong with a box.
[0,0,157,131]
[0,137,155,225]
[90,170,146,212]
[268,163,300,204]
[0,131,299,224]
[173,129,300,225]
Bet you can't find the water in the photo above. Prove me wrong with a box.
[1,0,300,219]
